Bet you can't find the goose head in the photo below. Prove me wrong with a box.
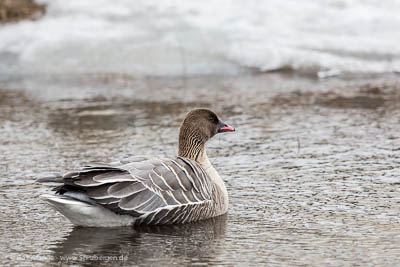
[178,109,235,161]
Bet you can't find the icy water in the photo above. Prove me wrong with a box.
[1,73,400,266]
[1,0,400,76]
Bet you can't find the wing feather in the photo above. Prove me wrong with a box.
[108,181,146,198]
[118,190,155,210]
[171,190,190,204]
[171,159,200,192]
[54,156,214,224]
[182,190,198,203]
[167,162,192,191]
[86,184,111,199]
[136,195,165,212]
[93,172,134,183]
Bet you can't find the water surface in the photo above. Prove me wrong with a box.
[1,73,400,266]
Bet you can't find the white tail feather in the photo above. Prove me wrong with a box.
[40,194,135,227]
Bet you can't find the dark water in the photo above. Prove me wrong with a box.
[1,73,400,266]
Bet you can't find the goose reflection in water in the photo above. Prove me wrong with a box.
[50,214,227,266]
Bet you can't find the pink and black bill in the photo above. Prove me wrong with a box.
[217,120,235,133]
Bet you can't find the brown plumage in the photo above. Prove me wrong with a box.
[179,109,233,160]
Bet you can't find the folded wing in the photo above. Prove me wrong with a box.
[56,156,214,224]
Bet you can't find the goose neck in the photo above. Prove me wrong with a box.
[178,132,206,162]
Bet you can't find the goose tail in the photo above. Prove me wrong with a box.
[40,194,135,227]
[36,172,63,183]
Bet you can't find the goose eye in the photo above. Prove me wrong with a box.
[208,116,218,123]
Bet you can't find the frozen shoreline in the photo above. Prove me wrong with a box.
[1,0,399,77]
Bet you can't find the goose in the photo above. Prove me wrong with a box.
[39,109,235,227]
